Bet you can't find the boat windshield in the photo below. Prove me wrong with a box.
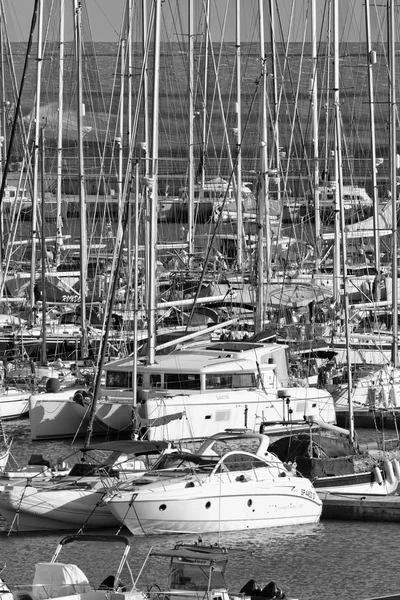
[151,452,218,472]
[170,561,226,591]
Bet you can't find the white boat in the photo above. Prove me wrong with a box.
[0,533,296,600]
[0,439,172,532]
[136,539,296,600]
[29,385,100,441]
[96,339,336,440]
[269,433,400,496]
[0,388,29,420]
[4,534,147,600]
[0,421,12,471]
[104,430,322,535]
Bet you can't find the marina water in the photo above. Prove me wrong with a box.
[0,418,399,600]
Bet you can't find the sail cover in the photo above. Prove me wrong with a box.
[322,202,392,240]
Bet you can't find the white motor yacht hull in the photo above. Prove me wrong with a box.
[107,474,322,535]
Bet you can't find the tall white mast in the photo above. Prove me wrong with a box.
[55,0,64,267]
[332,0,341,303]
[74,0,88,358]
[389,0,398,366]
[147,0,161,365]
[235,0,243,270]
[311,0,320,269]
[255,0,269,334]
[188,0,194,257]
[142,0,150,317]
[201,0,210,194]
[364,0,380,274]
[127,0,133,276]
[268,0,281,214]
[117,37,125,221]
[30,0,44,313]
[333,0,355,444]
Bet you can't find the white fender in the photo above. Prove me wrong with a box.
[372,465,383,485]
[383,459,396,486]
[392,459,400,482]
[381,388,389,409]
[390,386,400,408]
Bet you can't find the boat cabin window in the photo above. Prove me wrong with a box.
[217,453,269,473]
[150,374,162,388]
[164,373,201,390]
[171,561,226,591]
[106,371,132,388]
[206,373,256,389]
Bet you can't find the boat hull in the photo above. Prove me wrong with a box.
[0,486,118,532]
[29,389,102,440]
[0,389,29,419]
[107,477,322,535]
[97,387,336,440]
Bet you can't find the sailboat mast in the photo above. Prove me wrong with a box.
[255,0,269,334]
[148,0,161,365]
[40,125,47,365]
[30,0,44,314]
[201,0,209,195]
[74,0,88,359]
[55,0,64,267]
[188,0,194,257]
[389,0,398,366]
[311,0,320,269]
[142,0,150,319]
[235,0,243,270]
[333,0,355,444]
[364,0,380,274]
[268,0,281,211]
[332,0,340,303]
[126,0,133,276]
[118,38,125,219]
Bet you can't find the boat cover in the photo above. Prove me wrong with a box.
[32,563,91,599]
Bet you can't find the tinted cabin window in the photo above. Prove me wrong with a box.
[106,371,132,388]
[164,373,201,390]
[150,374,162,388]
[171,562,226,591]
[206,373,256,389]
[218,454,269,472]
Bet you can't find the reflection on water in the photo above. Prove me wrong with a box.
[1,419,400,600]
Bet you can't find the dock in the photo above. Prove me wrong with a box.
[319,491,400,521]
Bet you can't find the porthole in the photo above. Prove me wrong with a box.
[205,501,211,509]
[247,499,252,507]
[159,504,167,511]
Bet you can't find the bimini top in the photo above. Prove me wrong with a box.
[103,341,285,373]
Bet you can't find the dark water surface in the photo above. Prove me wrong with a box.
[0,419,399,600]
